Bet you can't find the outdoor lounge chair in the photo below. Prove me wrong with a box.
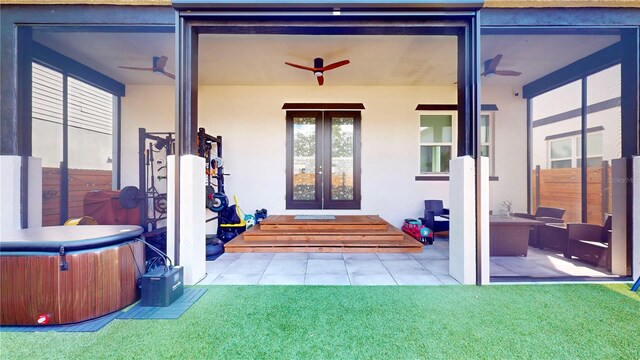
[565,214,612,270]
[419,200,449,233]
[513,206,565,248]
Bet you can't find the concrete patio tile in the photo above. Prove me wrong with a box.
[306,259,347,275]
[410,250,448,260]
[489,263,520,276]
[382,259,431,275]
[223,259,271,275]
[264,259,307,275]
[350,274,397,285]
[272,253,309,260]
[376,253,412,260]
[308,253,344,260]
[343,253,379,260]
[417,259,450,275]
[393,274,442,285]
[304,274,351,285]
[491,257,563,277]
[216,252,242,260]
[238,253,275,261]
[345,259,389,275]
[259,274,305,285]
[201,259,236,283]
[212,273,261,285]
[435,275,460,285]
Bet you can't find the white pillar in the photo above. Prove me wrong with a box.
[166,155,206,285]
[28,157,42,228]
[0,156,22,236]
[449,156,490,285]
[633,156,640,280]
[449,156,474,284]
[611,158,629,275]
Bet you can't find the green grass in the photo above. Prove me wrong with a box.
[2,284,639,359]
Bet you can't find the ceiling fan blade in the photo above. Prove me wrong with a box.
[156,56,168,70]
[317,75,324,86]
[162,71,175,80]
[321,60,350,71]
[495,70,522,76]
[485,54,503,74]
[285,62,316,72]
[118,66,154,71]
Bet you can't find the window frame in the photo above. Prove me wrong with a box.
[547,131,603,169]
[480,112,496,176]
[418,111,458,175]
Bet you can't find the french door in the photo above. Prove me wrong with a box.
[286,111,361,210]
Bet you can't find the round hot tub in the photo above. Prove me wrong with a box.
[0,225,145,325]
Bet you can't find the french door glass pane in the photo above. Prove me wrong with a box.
[331,117,354,201]
[480,145,490,157]
[420,145,451,173]
[292,117,317,201]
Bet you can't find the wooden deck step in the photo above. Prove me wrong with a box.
[225,233,422,253]
[259,215,388,231]
[243,228,405,242]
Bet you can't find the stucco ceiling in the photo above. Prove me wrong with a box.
[33,30,619,88]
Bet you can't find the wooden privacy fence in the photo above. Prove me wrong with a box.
[42,167,112,226]
[532,162,612,225]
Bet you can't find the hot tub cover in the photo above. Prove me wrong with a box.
[0,225,144,252]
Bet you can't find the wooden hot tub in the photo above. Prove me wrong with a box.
[0,225,145,325]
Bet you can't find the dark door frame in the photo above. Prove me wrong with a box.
[174,6,483,278]
[285,110,362,210]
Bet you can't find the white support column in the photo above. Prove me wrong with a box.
[0,156,22,236]
[611,158,629,275]
[449,156,476,284]
[479,157,490,285]
[166,155,206,285]
[633,156,640,280]
[28,157,42,228]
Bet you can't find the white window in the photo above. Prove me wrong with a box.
[419,113,456,173]
[548,132,603,169]
[418,111,494,175]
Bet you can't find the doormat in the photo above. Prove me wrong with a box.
[0,311,120,333]
[294,215,336,220]
[118,288,207,320]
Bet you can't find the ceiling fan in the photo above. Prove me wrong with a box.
[285,57,350,86]
[118,55,175,80]
[482,54,521,77]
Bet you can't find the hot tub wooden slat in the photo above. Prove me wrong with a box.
[1,240,145,325]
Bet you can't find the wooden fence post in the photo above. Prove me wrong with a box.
[601,160,609,222]
[535,165,541,212]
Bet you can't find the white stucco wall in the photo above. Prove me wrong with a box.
[481,85,528,214]
[120,85,458,227]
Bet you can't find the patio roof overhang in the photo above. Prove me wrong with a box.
[171,0,484,11]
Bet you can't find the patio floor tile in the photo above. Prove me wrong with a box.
[212,274,262,285]
[343,253,379,260]
[345,259,389,275]
[216,252,242,260]
[410,251,448,260]
[376,253,413,260]
[272,253,309,260]
[350,274,397,285]
[308,253,344,260]
[435,275,460,285]
[263,259,308,275]
[417,259,450,275]
[238,253,274,261]
[259,274,305,285]
[223,259,271,275]
[382,259,431,275]
[392,274,442,285]
[304,274,351,285]
[306,259,347,275]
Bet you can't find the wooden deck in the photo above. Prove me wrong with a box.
[225,215,422,253]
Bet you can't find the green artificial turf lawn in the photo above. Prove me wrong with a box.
[1,284,638,359]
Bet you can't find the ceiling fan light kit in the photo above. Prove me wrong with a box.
[285,57,350,86]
